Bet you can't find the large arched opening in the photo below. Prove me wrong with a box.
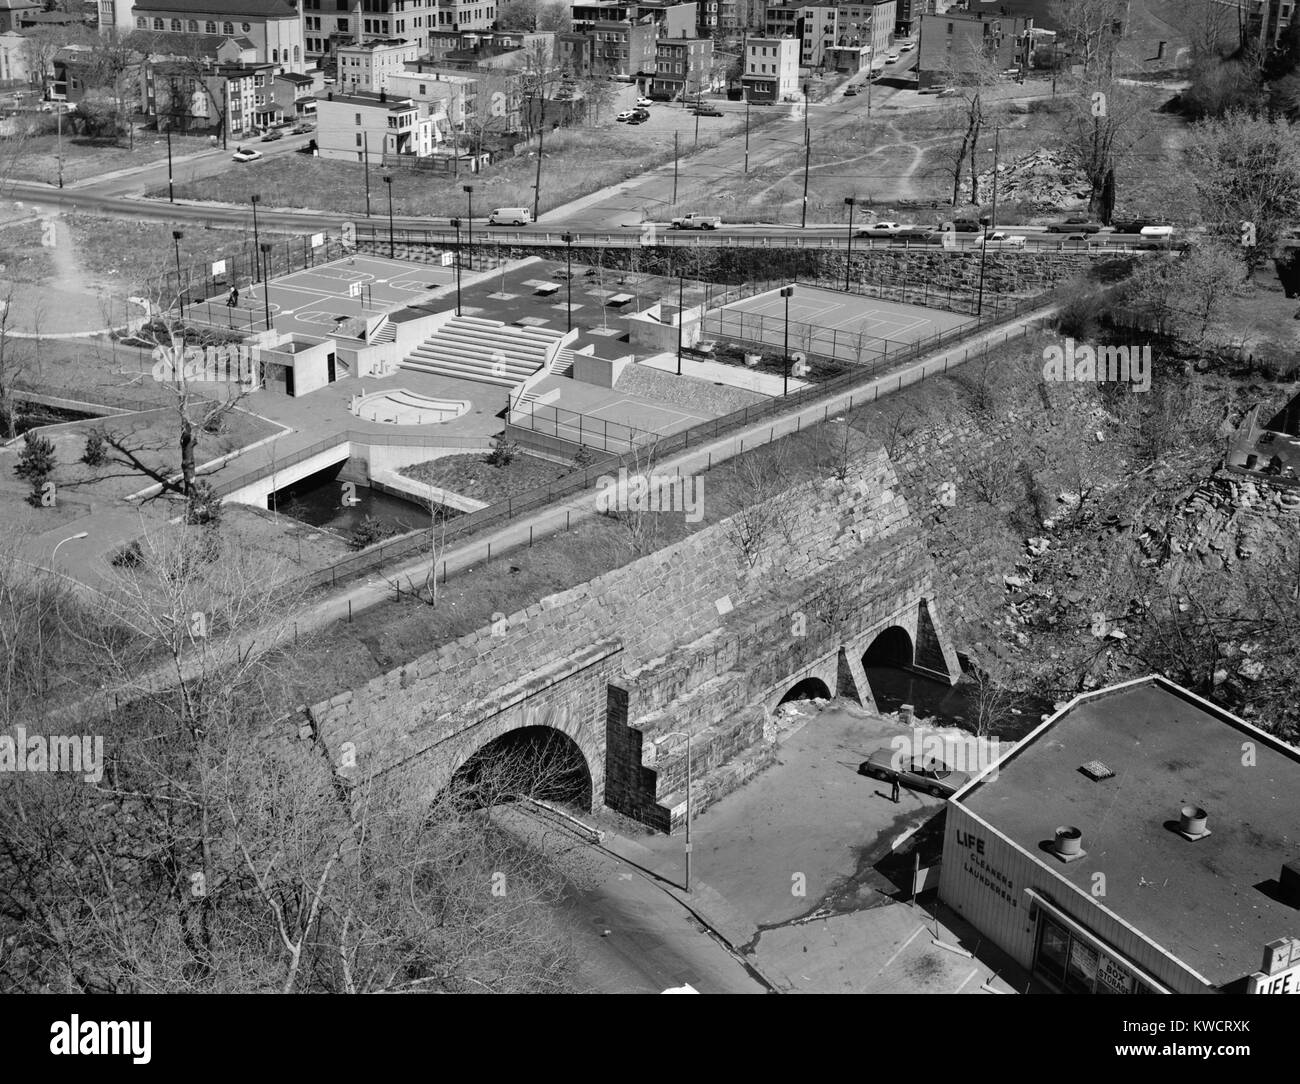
[448,725,593,812]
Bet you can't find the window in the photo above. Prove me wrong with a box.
[338,17,348,30]
[186,19,197,31]
[355,112,362,123]
[294,46,300,61]
[356,133,362,146]
[223,21,234,33]
[136,16,146,28]
[241,22,250,32]
[153,17,164,29]
[205,20,216,32]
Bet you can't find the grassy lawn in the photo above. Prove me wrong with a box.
[153,121,774,218]
[7,131,214,186]
[400,450,576,503]
[0,219,54,284]
[63,212,297,296]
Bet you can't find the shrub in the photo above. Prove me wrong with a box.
[1054,290,1108,340]
[111,540,144,568]
[347,515,397,550]
[81,429,108,467]
[15,431,56,482]
[486,436,519,468]
[185,480,223,528]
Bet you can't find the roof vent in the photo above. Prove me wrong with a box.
[1052,825,1086,862]
[1079,760,1114,781]
[1177,805,1211,841]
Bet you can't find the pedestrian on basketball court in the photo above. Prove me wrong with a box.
[890,776,901,804]
[227,286,239,308]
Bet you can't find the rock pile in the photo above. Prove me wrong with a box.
[961,147,1093,211]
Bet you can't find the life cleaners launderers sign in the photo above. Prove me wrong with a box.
[957,830,1018,909]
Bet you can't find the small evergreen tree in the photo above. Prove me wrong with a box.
[81,429,108,467]
[15,431,56,482]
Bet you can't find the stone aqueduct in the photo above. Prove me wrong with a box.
[307,446,961,832]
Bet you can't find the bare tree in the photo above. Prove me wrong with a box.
[721,442,796,568]
[935,43,1001,207]
[1047,0,1126,80]
[1055,74,1153,218]
[0,288,33,440]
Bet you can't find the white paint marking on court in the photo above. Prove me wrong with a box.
[954,966,981,993]
[875,924,926,978]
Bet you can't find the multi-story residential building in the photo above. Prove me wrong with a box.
[698,0,738,35]
[299,0,463,66]
[571,0,698,40]
[650,33,711,98]
[1246,0,1294,49]
[556,30,594,76]
[585,19,656,77]
[432,0,495,33]
[761,2,894,70]
[389,67,471,128]
[314,86,436,161]
[141,55,278,137]
[916,9,1030,88]
[337,36,421,92]
[273,68,321,116]
[740,33,797,100]
[132,0,308,73]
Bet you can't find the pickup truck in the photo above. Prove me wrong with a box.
[671,213,722,230]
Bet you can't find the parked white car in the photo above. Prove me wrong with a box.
[885,52,901,63]
[616,110,636,122]
[979,231,1028,249]
[231,147,263,162]
[857,221,904,237]
[899,42,915,52]
[635,96,653,107]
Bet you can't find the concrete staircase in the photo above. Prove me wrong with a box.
[369,317,396,344]
[550,346,575,377]
[400,315,565,390]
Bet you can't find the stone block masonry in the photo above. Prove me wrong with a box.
[309,444,960,830]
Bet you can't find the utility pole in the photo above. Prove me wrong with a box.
[843,196,856,291]
[364,130,371,217]
[166,127,174,202]
[383,174,394,259]
[800,127,810,229]
[694,104,700,146]
[533,92,545,221]
[780,285,794,395]
[676,273,684,376]
[172,230,185,318]
[259,242,273,330]
[743,93,750,173]
[250,194,262,282]
[672,131,679,205]
[56,104,63,189]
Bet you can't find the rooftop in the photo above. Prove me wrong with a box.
[315,89,417,110]
[132,0,299,15]
[958,676,1300,988]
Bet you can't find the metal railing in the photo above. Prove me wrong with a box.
[508,399,658,453]
[292,290,1058,593]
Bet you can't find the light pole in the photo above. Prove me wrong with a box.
[780,285,794,395]
[56,102,63,189]
[249,194,262,282]
[743,93,750,174]
[450,217,462,316]
[672,131,679,206]
[259,242,273,329]
[172,230,185,318]
[800,127,810,229]
[363,130,371,217]
[843,197,856,292]
[51,532,87,564]
[662,730,693,892]
[382,174,394,259]
[463,184,474,271]
[803,81,810,141]
[562,231,573,331]
[676,272,685,376]
[166,126,174,203]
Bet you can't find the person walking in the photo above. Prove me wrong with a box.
[890,775,901,804]
[227,285,239,308]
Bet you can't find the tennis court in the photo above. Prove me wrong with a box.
[190,254,456,337]
[706,284,973,365]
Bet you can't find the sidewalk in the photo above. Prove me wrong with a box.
[67,146,225,191]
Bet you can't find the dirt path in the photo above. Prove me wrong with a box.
[4,206,117,334]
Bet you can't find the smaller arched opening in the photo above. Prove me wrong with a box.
[447,726,592,812]
[862,626,914,670]
[777,676,832,708]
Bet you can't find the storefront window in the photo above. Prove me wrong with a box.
[1033,913,1152,994]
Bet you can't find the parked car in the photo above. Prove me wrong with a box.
[693,106,724,117]
[857,220,903,237]
[885,52,901,63]
[632,106,649,119]
[858,749,970,798]
[942,217,984,233]
[260,128,283,142]
[616,109,635,122]
[627,115,646,124]
[899,42,915,52]
[291,122,314,134]
[1046,216,1103,233]
[231,147,263,162]
[844,85,858,96]
[894,225,939,241]
[635,96,653,107]
[979,231,1028,248]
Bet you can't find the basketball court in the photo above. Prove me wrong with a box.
[709,284,973,364]
[191,254,456,337]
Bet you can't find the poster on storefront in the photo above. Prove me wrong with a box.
[1096,953,1133,994]
[1069,940,1100,988]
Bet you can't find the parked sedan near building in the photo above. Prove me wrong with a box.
[858,750,970,798]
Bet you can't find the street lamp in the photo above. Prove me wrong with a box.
[449,217,462,316]
[780,285,794,395]
[561,231,573,331]
[843,197,857,292]
[172,230,185,319]
[249,194,262,283]
[382,174,394,259]
[463,184,474,271]
[661,730,693,892]
[51,532,88,564]
[166,127,174,203]
[259,242,273,330]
